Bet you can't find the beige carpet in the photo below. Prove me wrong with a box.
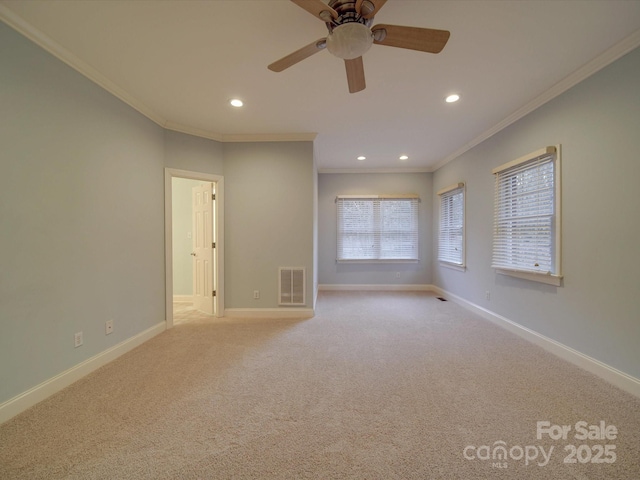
[1,291,639,479]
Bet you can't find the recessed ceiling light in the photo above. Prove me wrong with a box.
[445,94,460,103]
[230,99,244,107]
[357,156,366,161]
[399,155,409,160]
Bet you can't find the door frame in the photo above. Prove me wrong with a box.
[165,168,224,327]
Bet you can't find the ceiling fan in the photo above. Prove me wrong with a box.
[268,0,450,93]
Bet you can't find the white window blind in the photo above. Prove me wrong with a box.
[492,147,560,278]
[336,196,419,261]
[438,183,465,266]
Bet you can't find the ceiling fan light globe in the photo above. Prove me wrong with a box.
[326,23,373,60]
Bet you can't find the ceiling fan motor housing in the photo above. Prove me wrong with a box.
[326,24,374,59]
[326,0,375,59]
[270,0,450,94]
[326,0,374,29]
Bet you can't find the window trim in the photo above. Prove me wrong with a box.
[492,145,562,286]
[336,194,420,263]
[437,182,466,270]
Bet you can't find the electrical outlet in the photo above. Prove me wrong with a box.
[253,290,260,300]
[105,319,114,335]
[485,291,491,301]
[74,331,83,348]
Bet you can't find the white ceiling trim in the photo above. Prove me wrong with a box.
[0,6,318,145]
[219,133,317,143]
[164,121,316,143]
[3,5,639,164]
[0,4,166,127]
[432,28,640,172]
[318,167,432,174]
[163,121,225,142]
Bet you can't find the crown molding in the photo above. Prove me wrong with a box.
[163,122,316,143]
[0,7,317,145]
[220,132,317,143]
[318,167,433,174]
[0,4,167,127]
[162,122,224,142]
[3,5,639,162]
[432,28,640,172]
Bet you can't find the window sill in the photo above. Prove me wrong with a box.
[337,259,419,264]
[495,268,563,286]
[439,261,466,272]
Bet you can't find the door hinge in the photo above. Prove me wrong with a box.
[212,242,216,248]
[212,290,216,297]
[212,193,216,200]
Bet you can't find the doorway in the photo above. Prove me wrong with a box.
[165,168,224,328]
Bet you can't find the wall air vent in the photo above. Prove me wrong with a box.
[279,267,306,306]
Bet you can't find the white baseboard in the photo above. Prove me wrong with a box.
[0,322,166,424]
[319,284,434,291]
[224,308,314,319]
[432,286,640,398]
[173,295,193,303]
[314,284,319,310]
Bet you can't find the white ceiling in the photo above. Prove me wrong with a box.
[2,0,640,171]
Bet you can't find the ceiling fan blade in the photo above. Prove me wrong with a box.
[372,24,450,53]
[290,0,338,21]
[268,38,327,72]
[356,0,388,19]
[344,57,366,93]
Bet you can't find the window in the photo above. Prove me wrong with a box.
[492,146,562,285]
[336,195,419,261]
[438,183,465,268]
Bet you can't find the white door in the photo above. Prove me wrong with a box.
[192,183,214,314]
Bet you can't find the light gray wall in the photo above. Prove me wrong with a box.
[223,142,315,308]
[318,172,433,286]
[164,130,223,301]
[432,46,640,379]
[0,22,317,409]
[171,178,204,296]
[4,9,637,414]
[0,22,166,403]
[164,130,224,175]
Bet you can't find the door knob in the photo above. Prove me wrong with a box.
[190,252,196,256]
